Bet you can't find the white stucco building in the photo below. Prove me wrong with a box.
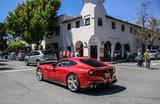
[40,0,160,61]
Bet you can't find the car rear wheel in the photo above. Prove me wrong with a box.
[36,60,41,67]
[67,74,80,92]
[36,68,43,81]
[25,60,29,66]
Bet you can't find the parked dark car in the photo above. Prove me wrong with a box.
[16,52,25,61]
[7,52,18,60]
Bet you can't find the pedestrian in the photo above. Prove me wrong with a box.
[74,50,79,57]
[67,50,71,58]
[144,49,150,69]
[136,49,143,67]
[63,50,67,58]
[70,51,75,57]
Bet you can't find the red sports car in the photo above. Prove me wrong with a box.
[36,57,117,92]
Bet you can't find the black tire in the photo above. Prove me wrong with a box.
[36,60,41,67]
[67,74,80,92]
[36,68,43,81]
[25,60,29,66]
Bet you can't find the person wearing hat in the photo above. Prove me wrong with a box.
[144,49,150,68]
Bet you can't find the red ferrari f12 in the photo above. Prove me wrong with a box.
[36,57,117,92]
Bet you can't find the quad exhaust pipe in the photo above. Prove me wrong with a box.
[91,84,97,88]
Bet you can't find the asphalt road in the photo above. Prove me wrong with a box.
[0,59,160,104]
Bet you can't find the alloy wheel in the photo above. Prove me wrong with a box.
[36,61,41,67]
[67,74,79,92]
[36,69,43,81]
[25,60,29,66]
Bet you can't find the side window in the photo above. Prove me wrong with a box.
[67,23,71,30]
[56,60,67,67]
[75,21,80,28]
[67,60,77,66]
[34,52,40,55]
[85,18,90,26]
[121,24,125,32]
[98,17,103,27]
[56,60,77,67]
[30,52,34,56]
[112,22,116,30]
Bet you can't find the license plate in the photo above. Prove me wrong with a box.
[105,73,110,78]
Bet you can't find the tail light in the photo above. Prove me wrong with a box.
[88,70,94,75]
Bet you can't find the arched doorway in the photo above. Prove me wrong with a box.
[115,42,122,60]
[104,41,112,61]
[124,44,130,59]
[89,36,98,59]
[75,41,83,57]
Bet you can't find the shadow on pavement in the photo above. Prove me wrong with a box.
[149,68,160,70]
[44,80,126,96]
[0,63,8,66]
[79,84,126,96]
[0,67,14,71]
[0,59,10,62]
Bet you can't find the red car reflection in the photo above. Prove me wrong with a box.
[36,57,117,92]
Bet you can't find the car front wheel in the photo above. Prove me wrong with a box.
[36,60,41,67]
[36,68,43,81]
[67,74,80,92]
[25,60,29,66]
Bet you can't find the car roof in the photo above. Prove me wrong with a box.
[64,57,90,61]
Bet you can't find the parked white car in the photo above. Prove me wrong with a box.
[149,50,159,60]
[25,50,57,66]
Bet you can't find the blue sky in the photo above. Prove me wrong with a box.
[0,0,160,23]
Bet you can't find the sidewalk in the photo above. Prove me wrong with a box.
[104,59,127,64]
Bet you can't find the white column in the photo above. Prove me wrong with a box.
[111,43,115,61]
[122,45,125,58]
[83,47,89,57]
[97,44,100,60]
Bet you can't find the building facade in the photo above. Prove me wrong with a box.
[40,0,160,61]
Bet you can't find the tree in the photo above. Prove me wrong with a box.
[8,41,25,51]
[0,23,7,51]
[5,0,61,49]
[136,0,160,50]
[136,0,151,50]
[147,17,160,49]
[0,23,5,37]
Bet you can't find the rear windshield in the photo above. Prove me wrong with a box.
[42,51,56,55]
[80,59,106,67]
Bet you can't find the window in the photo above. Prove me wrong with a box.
[56,60,77,67]
[75,21,80,28]
[130,27,133,33]
[80,58,106,67]
[112,22,116,30]
[34,52,40,55]
[121,24,125,32]
[98,17,103,26]
[67,23,71,30]
[85,18,90,26]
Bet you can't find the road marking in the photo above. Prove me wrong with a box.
[0,68,35,74]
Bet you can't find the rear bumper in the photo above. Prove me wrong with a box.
[80,75,117,89]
